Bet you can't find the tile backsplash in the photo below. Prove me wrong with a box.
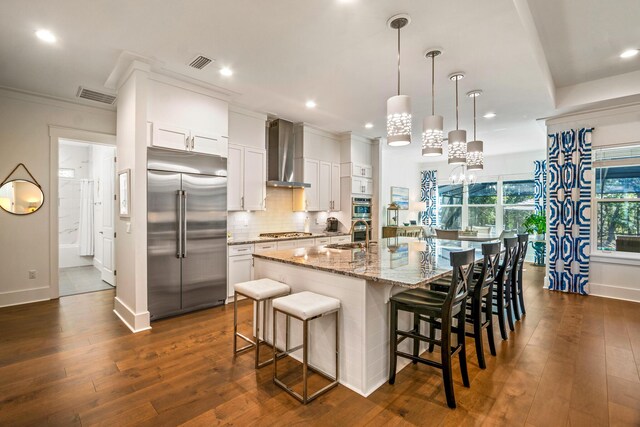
[228,187,338,238]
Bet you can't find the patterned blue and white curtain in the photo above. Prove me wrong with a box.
[420,170,437,226]
[534,160,547,214]
[548,128,592,295]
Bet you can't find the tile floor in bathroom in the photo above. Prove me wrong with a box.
[59,265,114,296]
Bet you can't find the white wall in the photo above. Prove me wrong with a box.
[0,88,115,307]
[546,103,640,302]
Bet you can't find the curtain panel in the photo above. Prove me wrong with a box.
[420,170,437,226]
[534,160,547,215]
[548,128,593,295]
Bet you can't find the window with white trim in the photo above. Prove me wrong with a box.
[468,181,497,232]
[438,184,462,230]
[502,180,535,233]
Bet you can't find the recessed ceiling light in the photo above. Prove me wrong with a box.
[305,100,316,109]
[219,67,233,76]
[483,112,496,119]
[620,49,639,59]
[365,123,374,129]
[35,29,56,43]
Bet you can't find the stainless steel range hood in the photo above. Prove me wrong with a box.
[267,119,310,188]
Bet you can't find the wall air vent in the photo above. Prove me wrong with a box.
[76,86,117,105]
[188,55,213,70]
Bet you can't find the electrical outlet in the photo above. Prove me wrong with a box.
[28,270,37,279]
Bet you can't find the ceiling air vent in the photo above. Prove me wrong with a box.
[76,87,116,105]
[188,55,213,70]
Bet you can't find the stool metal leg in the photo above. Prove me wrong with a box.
[302,318,309,403]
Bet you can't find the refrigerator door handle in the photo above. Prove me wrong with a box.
[177,190,183,258]
[182,190,188,258]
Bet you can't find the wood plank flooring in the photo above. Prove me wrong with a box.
[1,265,640,426]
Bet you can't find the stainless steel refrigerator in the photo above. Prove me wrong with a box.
[147,148,227,320]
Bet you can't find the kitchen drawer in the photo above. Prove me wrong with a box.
[330,235,351,244]
[229,244,254,256]
[314,237,331,246]
[276,240,297,250]
[254,242,278,253]
[296,239,315,248]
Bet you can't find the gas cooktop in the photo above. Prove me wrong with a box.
[258,232,314,239]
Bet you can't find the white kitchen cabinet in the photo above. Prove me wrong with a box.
[227,145,244,211]
[254,242,278,253]
[352,177,373,196]
[352,163,373,179]
[315,237,331,246]
[152,122,191,151]
[228,253,254,299]
[150,122,227,156]
[331,163,341,211]
[276,240,297,250]
[227,144,266,211]
[192,130,227,157]
[330,235,352,244]
[304,159,320,211]
[297,239,315,249]
[319,161,332,211]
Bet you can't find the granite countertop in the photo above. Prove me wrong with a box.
[252,237,487,289]
[227,231,351,246]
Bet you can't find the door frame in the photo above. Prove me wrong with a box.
[49,126,116,299]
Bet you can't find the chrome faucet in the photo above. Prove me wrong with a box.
[350,219,370,248]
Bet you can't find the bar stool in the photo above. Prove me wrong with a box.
[272,291,340,404]
[233,278,290,368]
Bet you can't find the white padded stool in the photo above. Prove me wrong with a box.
[234,278,290,368]
[272,291,340,404]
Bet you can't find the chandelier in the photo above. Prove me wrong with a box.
[386,14,412,147]
[447,72,467,164]
[466,90,484,170]
[449,164,477,185]
[422,49,444,156]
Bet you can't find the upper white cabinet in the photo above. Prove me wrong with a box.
[352,163,373,179]
[227,144,266,211]
[331,163,341,211]
[150,123,227,156]
[352,176,373,196]
[227,107,268,211]
[303,159,320,211]
[319,161,331,211]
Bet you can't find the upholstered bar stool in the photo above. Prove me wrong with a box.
[233,278,290,368]
[272,291,340,404]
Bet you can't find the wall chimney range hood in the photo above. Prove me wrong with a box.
[267,119,310,188]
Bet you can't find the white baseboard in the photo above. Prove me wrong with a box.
[589,282,640,303]
[113,296,151,333]
[0,286,51,308]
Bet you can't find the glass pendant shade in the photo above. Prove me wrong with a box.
[466,139,484,170]
[447,129,467,164]
[421,115,444,156]
[387,94,412,146]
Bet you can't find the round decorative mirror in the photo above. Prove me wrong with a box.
[0,179,44,215]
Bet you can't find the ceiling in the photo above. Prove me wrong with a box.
[0,0,637,156]
[526,0,640,88]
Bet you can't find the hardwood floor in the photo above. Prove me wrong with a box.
[1,265,640,426]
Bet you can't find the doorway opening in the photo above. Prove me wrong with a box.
[58,139,116,297]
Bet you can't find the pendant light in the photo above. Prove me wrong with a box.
[422,49,444,156]
[466,90,484,170]
[386,14,411,147]
[447,72,467,164]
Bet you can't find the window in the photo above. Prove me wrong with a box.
[438,184,462,229]
[468,182,497,230]
[595,164,640,252]
[503,180,535,233]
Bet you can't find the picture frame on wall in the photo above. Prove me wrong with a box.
[390,186,410,210]
[118,169,131,218]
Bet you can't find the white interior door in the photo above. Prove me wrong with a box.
[100,151,116,285]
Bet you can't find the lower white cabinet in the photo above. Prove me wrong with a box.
[227,253,253,299]
[297,239,315,248]
[276,240,297,250]
[314,237,331,246]
[330,235,352,244]
[254,242,278,253]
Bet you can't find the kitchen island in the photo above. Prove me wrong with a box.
[252,238,485,397]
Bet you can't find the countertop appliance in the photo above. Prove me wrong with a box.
[326,217,339,232]
[147,147,227,320]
